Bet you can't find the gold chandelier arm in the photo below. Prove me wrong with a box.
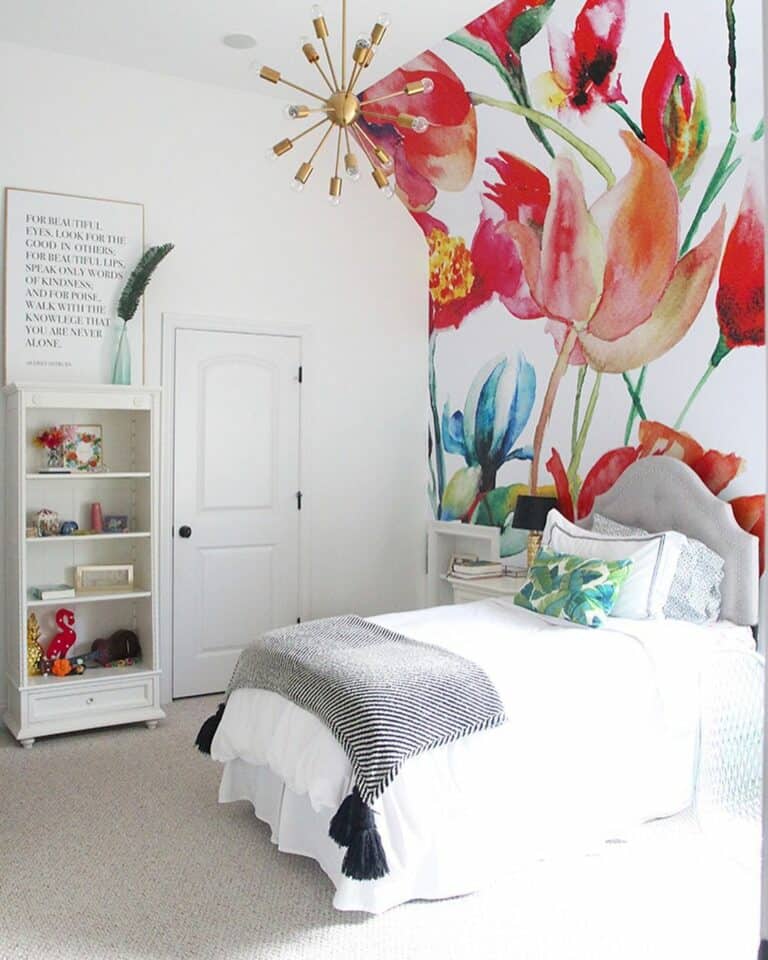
[351,127,379,171]
[293,117,333,149]
[334,126,343,179]
[278,77,327,102]
[353,121,383,153]
[320,36,340,91]
[360,83,427,107]
[307,121,335,164]
[341,0,347,89]
[346,60,364,96]
[311,58,335,93]
[358,109,401,124]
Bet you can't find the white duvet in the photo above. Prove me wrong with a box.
[211,598,753,913]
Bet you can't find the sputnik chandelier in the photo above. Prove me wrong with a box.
[256,2,434,204]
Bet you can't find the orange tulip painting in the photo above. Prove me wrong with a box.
[365,0,765,562]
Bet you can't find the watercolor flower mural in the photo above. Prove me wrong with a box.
[361,52,477,211]
[539,0,627,113]
[381,0,765,568]
[442,353,536,497]
[641,13,710,198]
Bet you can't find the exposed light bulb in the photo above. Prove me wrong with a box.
[328,194,342,207]
[250,59,263,73]
[284,104,309,119]
[346,167,361,182]
[421,77,435,94]
[376,12,392,28]
[355,34,371,49]
[311,4,324,18]
[291,178,305,193]
[382,184,395,199]
[265,147,279,161]
[345,153,361,181]
[411,116,429,134]
[300,34,312,45]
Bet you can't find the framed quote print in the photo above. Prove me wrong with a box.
[3,188,145,385]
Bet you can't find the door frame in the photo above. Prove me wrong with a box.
[160,312,311,704]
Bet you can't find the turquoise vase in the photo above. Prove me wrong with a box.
[112,322,131,385]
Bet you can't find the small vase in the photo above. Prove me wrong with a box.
[112,322,131,385]
[46,446,64,470]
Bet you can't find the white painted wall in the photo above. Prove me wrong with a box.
[0,41,428,703]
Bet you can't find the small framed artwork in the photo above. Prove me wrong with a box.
[62,425,102,472]
[104,515,129,533]
[75,563,134,594]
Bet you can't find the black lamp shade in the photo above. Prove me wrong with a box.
[511,495,558,532]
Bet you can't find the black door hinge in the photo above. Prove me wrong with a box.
[298,365,303,383]
[296,491,303,510]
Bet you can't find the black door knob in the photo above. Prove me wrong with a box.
[179,525,192,539]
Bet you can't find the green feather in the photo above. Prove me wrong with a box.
[117,243,174,322]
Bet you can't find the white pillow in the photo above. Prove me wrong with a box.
[541,509,685,619]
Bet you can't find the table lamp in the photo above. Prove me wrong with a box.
[511,495,559,569]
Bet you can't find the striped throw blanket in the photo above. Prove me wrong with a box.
[196,615,506,880]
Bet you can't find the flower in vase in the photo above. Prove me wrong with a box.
[641,13,710,198]
[441,352,536,513]
[507,133,726,372]
[359,51,477,211]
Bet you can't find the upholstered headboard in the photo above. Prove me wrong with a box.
[589,457,759,626]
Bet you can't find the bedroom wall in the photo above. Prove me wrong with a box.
[0,40,428,704]
[361,0,766,567]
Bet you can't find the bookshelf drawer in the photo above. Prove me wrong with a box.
[27,678,153,723]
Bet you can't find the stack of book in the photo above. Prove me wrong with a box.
[29,584,76,601]
[450,558,504,580]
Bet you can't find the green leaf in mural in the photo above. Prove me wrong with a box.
[441,466,482,521]
[507,0,557,55]
[470,483,528,528]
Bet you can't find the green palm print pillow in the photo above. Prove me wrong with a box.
[514,548,632,628]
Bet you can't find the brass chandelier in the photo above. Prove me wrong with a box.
[257,3,434,204]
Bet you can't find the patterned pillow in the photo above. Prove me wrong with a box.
[591,514,724,623]
[514,548,632,629]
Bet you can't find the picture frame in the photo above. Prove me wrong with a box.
[75,563,134,594]
[4,188,145,385]
[103,515,129,533]
[62,424,102,472]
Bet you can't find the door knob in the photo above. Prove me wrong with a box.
[179,525,192,539]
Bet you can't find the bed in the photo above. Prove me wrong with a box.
[208,457,760,913]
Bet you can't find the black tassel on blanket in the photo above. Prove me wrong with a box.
[329,786,389,880]
[195,702,225,754]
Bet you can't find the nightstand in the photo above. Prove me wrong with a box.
[443,571,528,605]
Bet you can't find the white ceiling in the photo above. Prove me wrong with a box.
[0,0,491,95]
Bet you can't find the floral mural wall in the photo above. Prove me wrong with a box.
[362,0,766,566]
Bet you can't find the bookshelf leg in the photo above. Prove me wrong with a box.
[145,720,158,730]
[20,738,35,749]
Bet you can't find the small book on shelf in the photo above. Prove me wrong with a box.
[450,557,504,579]
[29,584,76,601]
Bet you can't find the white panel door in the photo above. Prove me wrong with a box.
[172,329,301,698]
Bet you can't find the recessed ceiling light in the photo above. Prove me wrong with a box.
[223,34,257,50]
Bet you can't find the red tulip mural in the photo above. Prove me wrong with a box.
[364,0,765,565]
[641,14,710,198]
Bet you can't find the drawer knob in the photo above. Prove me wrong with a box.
[86,696,94,705]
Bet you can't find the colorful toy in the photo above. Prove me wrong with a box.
[59,521,79,536]
[46,609,77,660]
[26,613,44,676]
[40,655,86,677]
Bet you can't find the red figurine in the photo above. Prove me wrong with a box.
[46,609,77,660]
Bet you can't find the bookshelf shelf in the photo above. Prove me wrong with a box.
[27,590,152,608]
[26,472,151,480]
[27,532,150,543]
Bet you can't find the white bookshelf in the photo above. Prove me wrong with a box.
[3,383,165,747]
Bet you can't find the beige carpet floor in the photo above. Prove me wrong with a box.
[0,695,760,960]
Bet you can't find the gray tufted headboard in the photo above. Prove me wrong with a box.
[588,457,759,626]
